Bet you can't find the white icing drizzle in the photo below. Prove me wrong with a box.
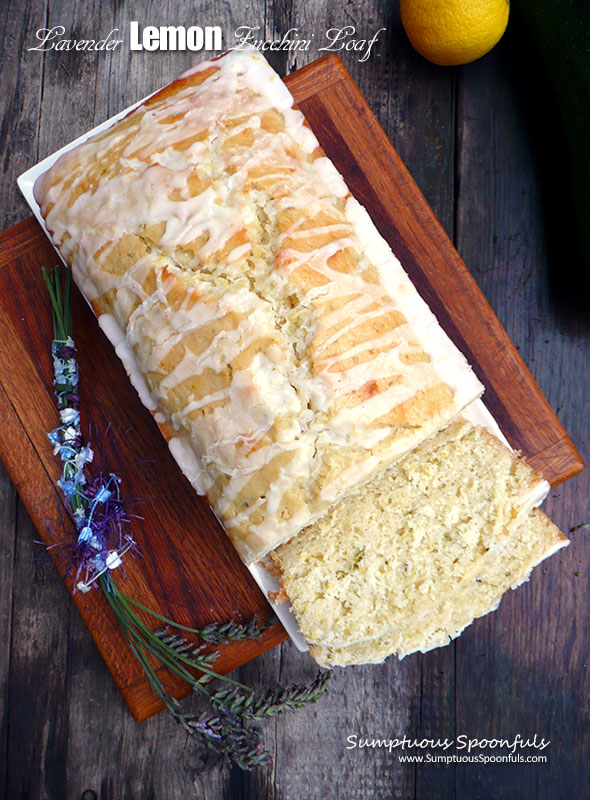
[98,313,157,411]
[168,436,208,496]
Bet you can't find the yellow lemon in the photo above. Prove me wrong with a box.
[400,0,510,66]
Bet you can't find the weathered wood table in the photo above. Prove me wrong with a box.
[1,2,589,798]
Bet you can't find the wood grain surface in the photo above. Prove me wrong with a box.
[1,2,589,799]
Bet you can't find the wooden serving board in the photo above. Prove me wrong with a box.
[0,56,583,723]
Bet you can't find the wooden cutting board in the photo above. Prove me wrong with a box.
[0,55,583,723]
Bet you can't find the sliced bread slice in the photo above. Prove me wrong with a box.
[308,509,568,666]
[270,419,548,648]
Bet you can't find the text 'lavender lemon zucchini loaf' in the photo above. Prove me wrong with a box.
[33,47,482,564]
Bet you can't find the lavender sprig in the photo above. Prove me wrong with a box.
[119,591,272,643]
[196,616,268,645]
[211,672,331,720]
[42,266,136,591]
[101,574,330,768]
[180,706,269,769]
[43,264,331,770]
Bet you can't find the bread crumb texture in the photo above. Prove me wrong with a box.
[271,419,564,661]
[309,510,567,666]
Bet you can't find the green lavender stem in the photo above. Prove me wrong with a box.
[42,265,71,341]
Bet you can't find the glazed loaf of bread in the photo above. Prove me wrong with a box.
[34,48,482,563]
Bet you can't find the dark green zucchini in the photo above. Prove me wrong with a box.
[512,0,590,306]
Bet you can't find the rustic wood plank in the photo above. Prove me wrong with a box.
[63,625,234,800]
[260,4,424,797]
[285,6,458,798]
[383,25,460,800]
[4,491,70,799]
[0,0,46,231]
[0,2,49,797]
[454,39,590,800]
[228,1,303,793]
[0,459,17,797]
